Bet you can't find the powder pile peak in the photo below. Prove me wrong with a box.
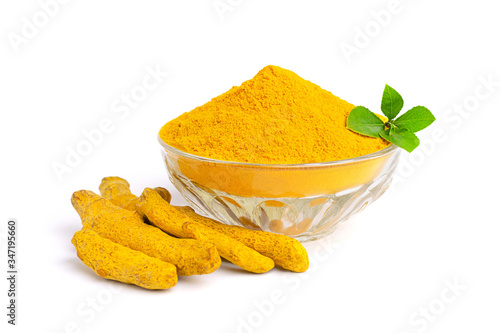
[159,65,388,164]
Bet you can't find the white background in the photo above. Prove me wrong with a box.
[1,0,499,332]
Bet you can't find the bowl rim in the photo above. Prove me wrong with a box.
[158,135,398,168]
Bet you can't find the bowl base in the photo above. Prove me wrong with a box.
[169,167,396,242]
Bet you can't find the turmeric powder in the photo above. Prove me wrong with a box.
[72,229,177,289]
[137,188,275,273]
[99,176,171,211]
[159,65,389,164]
[71,190,221,276]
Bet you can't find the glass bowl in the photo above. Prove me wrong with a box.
[158,137,400,242]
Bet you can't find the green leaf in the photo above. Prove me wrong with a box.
[379,128,420,152]
[347,106,385,138]
[381,84,404,120]
[389,122,395,135]
[393,106,436,133]
[346,84,435,154]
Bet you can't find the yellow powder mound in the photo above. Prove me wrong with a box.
[159,65,389,164]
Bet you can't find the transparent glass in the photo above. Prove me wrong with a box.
[159,137,400,242]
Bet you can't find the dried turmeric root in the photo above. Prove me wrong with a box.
[136,188,190,237]
[137,188,274,273]
[72,229,177,289]
[182,222,275,273]
[177,206,309,273]
[71,190,221,276]
[99,176,171,211]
